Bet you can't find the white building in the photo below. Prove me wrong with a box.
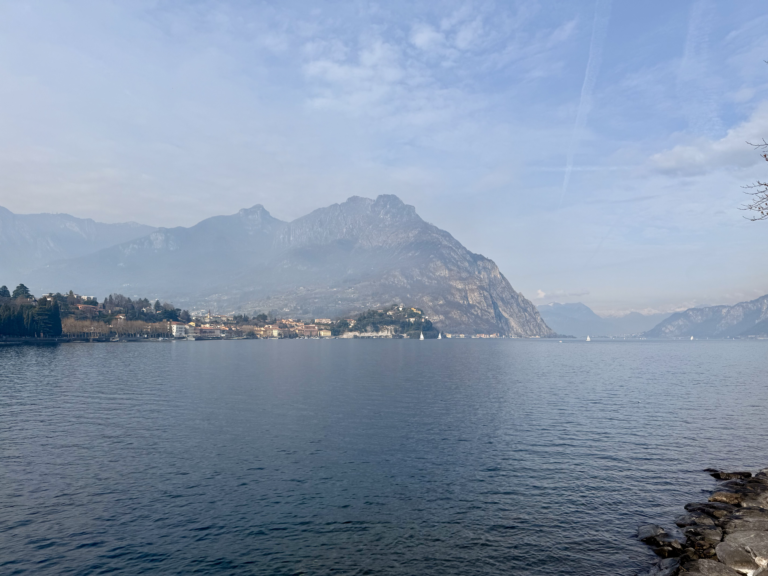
[170,322,187,338]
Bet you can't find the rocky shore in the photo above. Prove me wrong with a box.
[637,467,768,576]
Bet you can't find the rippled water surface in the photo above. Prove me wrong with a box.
[2,339,768,575]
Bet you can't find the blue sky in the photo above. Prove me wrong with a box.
[1,0,767,314]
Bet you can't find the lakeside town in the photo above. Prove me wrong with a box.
[0,284,506,342]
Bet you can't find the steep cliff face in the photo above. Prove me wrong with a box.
[27,195,554,337]
[643,295,768,338]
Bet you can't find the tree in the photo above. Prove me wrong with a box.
[0,285,9,298]
[12,284,31,299]
[743,140,768,221]
[154,299,162,312]
[34,299,62,338]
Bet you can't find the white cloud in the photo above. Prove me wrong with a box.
[534,289,590,301]
[410,23,445,52]
[650,101,768,175]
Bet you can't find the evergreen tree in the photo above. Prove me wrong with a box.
[34,300,53,337]
[12,284,31,298]
[0,285,9,298]
[49,301,62,337]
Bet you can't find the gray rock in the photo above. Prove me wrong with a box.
[677,514,716,528]
[680,559,742,575]
[683,525,723,547]
[710,492,744,506]
[742,494,768,510]
[719,532,768,572]
[723,519,768,534]
[644,558,680,576]
[707,470,753,481]
[716,541,762,574]
[752,473,768,486]
[721,509,768,534]
[686,503,738,519]
[720,480,768,497]
[640,524,667,543]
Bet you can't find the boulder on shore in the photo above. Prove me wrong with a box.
[679,559,742,575]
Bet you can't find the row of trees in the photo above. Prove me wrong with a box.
[101,293,190,323]
[0,299,62,338]
[61,319,171,339]
[0,284,32,299]
[0,283,190,338]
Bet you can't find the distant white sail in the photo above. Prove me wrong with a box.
[420,331,424,340]
[691,336,694,340]
[586,335,591,342]
[437,332,441,339]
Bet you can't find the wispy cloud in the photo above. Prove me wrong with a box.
[678,0,722,136]
[558,0,612,207]
[650,101,768,175]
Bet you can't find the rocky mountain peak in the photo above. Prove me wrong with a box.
[23,197,555,337]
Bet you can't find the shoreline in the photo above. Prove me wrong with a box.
[637,467,768,575]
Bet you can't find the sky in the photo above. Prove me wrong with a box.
[1,0,767,315]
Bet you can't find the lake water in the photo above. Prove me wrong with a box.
[1,339,767,575]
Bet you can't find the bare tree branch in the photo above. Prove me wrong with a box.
[741,142,768,221]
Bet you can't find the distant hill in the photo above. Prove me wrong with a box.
[538,302,670,337]
[0,206,155,281]
[26,195,554,338]
[642,295,768,338]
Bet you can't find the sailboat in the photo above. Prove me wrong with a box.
[419,331,424,340]
[437,332,442,339]
[586,335,591,342]
[690,336,694,340]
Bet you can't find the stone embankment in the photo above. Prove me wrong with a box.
[638,467,768,576]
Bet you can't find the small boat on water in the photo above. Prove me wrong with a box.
[437,333,441,339]
[691,336,694,340]
[586,335,591,342]
[419,332,424,340]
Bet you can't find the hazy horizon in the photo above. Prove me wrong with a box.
[1,1,767,315]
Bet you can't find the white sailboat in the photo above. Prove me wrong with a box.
[690,336,694,340]
[586,335,591,342]
[419,331,424,340]
[437,332,441,339]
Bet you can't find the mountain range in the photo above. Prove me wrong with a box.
[0,206,155,278]
[642,295,768,338]
[6,196,554,337]
[537,302,671,337]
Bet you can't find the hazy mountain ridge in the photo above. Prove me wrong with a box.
[26,195,554,337]
[537,302,671,337]
[642,295,768,338]
[0,206,155,280]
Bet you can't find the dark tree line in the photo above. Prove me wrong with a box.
[0,283,190,338]
[0,299,62,338]
[102,293,189,323]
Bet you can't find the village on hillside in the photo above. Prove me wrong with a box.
[1,285,504,341]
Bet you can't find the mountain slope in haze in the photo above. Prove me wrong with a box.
[0,206,155,281]
[28,195,554,337]
[643,295,768,338]
[537,302,670,337]
[644,295,768,338]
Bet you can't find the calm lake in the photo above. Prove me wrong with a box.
[1,339,767,575]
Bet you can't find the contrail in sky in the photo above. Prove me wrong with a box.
[558,0,612,208]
